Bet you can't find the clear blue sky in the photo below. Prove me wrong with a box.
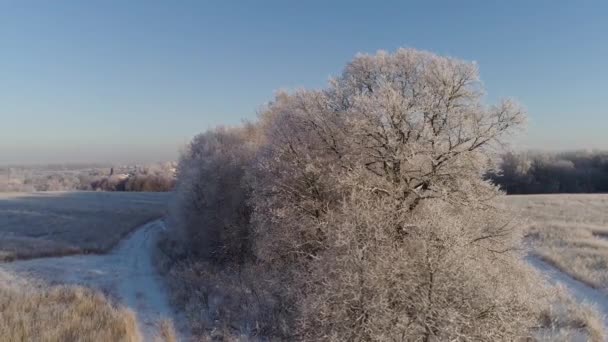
[2,1,607,164]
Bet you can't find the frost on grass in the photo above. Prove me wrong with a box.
[1,220,181,342]
[509,194,608,290]
[0,191,169,260]
[0,270,141,342]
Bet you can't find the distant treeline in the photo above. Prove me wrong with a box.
[0,163,176,192]
[89,173,175,192]
[489,151,608,194]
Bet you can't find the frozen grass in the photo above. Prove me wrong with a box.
[1,221,182,341]
[0,191,170,261]
[155,319,177,342]
[507,194,608,290]
[0,270,141,341]
[530,257,607,341]
[155,234,286,341]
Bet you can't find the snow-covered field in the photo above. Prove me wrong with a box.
[0,191,180,340]
[507,194,608,338]
[0,191,170,261]
[2,191,608,340]
[507,194,608,290]
[0,220,184,341]
[529,256,608,322]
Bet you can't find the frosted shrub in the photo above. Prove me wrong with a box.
[171,126,258,263]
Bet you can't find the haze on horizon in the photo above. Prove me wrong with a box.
[2,1,608,165]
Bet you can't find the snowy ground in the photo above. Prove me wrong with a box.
[0,220,185,341]
[529,255,608,340]
[0,191,170,260]
[529,256,608,318]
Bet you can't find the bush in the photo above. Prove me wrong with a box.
[124,174,175,192]
[170,126,258,263]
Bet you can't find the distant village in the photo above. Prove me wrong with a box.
[0,162,177,192]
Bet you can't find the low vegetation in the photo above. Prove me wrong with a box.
[155,247,283,340]
[536,287,606,342]
[162,48,603,340]
[509,194,608,289]
[0,192,169,260]
[0,270,141,341]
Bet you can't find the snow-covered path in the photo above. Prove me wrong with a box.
[0,220,183,341]
[528,256,608,326]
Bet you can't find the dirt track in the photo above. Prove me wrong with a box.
[0,220,184,341]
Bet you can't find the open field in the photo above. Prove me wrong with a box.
[0,191,605,341]
[0,193,179,341]
[0,191,170,261]
[507,194,608,290]
[1,220,182,341]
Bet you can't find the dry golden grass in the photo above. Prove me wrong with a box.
[155,319,177,342]
[0,270,141,342]
[534,286,606,342]
[507,194,608,289]
[536,296,605,341]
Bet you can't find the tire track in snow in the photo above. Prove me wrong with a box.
[528,256,608,326]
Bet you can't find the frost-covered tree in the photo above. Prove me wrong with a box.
[167,48,596,341]
[251,48,544,340]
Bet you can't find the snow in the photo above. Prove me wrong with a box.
[528,254,608,342]
[0,220,186,341]
[528,256,608,321]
